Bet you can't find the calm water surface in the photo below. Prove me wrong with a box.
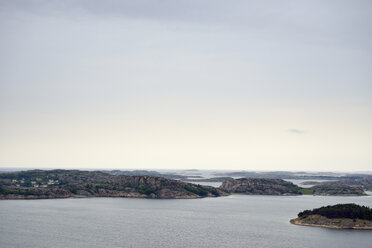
[1,195,371,248]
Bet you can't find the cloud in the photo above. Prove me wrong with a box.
[288,129,305,134]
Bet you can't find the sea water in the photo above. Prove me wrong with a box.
[0,195,371,248]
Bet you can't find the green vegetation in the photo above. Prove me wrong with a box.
[69,186,78,194]
[183,185,208,197]
[0,186,37,196]
[286,185,303,194]
[286,185,313,195]
[298,188,314,195]
[208,188,220,197]
[123,182,133,188]
[137,184,156,195]
[298,204,372,220]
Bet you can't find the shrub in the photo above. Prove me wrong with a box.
[137,184,155,195]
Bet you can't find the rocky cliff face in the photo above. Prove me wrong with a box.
[0,170,228,199]
[219,178,302,195]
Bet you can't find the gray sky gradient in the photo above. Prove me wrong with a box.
[0,0,371,171]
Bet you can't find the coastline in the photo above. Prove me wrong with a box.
[0,193,211,200]
[290,216,372,230]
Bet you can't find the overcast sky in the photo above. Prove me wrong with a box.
[0,0,371,171]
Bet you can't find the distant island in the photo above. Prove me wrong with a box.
[290,204,372,229]
[310,183,366,196]
[0,170,227,199]
[219,178,309,195]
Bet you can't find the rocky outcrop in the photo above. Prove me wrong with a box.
[219,178,302,195]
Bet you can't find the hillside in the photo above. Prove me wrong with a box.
[310,183,366,196]
[219,178,306,195]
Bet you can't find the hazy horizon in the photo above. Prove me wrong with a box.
[0,166,371,174]
[1,0,371,171]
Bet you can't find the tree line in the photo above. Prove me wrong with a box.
[298,203,372,220]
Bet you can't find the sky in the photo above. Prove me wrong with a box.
[0,0,371,171]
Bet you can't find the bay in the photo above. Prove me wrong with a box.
[0,195,371,248]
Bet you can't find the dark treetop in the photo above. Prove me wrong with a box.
[298,204,372,220]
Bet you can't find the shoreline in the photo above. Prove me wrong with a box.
[290,217,372,230]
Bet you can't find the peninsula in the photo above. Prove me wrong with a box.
[0,170,228,199]
[290,204,372,229]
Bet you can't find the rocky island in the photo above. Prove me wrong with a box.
[290,204,372,229]
[310,178,372,195]
[310,183,366,196]
[218,178,310,195]
[0,170,228,199]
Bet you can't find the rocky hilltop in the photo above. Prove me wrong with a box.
[0,170,228,199]
[219,178,305,195]
[290,204,372,229]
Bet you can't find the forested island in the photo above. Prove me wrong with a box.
[290,204,372,229]
[0,170,227,199]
